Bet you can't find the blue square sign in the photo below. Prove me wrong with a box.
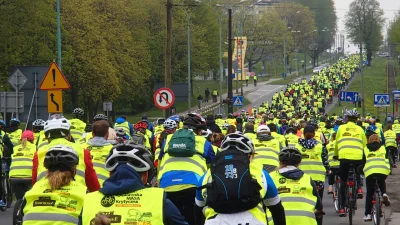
[374,94,390,107]
[233,96,243,106]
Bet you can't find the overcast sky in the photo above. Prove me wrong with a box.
[334,0,400,53]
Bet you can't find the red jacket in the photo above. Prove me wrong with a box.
[32,149,100,192]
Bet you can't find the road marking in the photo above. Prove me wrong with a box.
[251,85,284,102]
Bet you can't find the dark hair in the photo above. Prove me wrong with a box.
[227,125,236,134]
[304,132,315,139]
[245,123,254,132]
[267,123,277,132]
[92,120,109,137]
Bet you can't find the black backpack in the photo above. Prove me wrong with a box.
[203,149,262,214]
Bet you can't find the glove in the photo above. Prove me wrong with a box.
[94,213,111,225]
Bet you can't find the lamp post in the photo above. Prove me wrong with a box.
[56,0,61,69]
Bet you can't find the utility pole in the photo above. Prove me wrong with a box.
[283,33,287,78]
[187,12,192,112]
[165,0,173,117]
[360,31,365,117]
[228,9,233,114]
[56,0,61,69]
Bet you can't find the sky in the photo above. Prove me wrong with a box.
[334,0,400,53]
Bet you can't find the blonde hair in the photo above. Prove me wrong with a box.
[107,128,117,140]
[368,134,380,144]
[21,138,28,148]
[46,169,75,191]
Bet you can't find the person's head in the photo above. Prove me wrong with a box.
[227,125,236,134]
[0,120,5,130]
[279,146,302,168]
[115,127,127,140]
[9,118,20,127]
[44,117,71,141]
[157,118,166,126]
[216,114,223,119]
[345,109,360,122]
[183,113,207,135]
[303,125,315,139]
[21,130,34,147]
[286,126,296,134]
[92,120,109,139]
[211,133,225,147]
[72,108,84,119]
[387,124,392,130]
[141,115,148,121]
[244,123,254,133]
[93,114,108,122]
[220,133,255,158]
[168,115,181,128]
[368,134,381,144]
[376,118,380,123]
[163,119,177,131]
[44,145,79,191]
[256,125,270,135]
[105,143,154,184]
[32,119,45,132]
[201,129,213,141]
[134,121,148,135]
[267,123,277,133]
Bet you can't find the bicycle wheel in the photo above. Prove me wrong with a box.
[348,199,353,225]
[373,192,381,225]
[12,199,23,225]
[0,178,6,212]
[6,178,12,208]
[333,182,340,213]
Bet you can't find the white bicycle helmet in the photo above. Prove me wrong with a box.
[105,143,153,172]
[44,145,79,171]
[115,127,126,137]
[201,129,212,138]
[345,109,360,118]
[44,117,71,133]
[220,133,255,154]
[163,119,177,129]
[72,108,84,117]
[248,116,256,123]
[32,119,45,127]
[222,122,230,130]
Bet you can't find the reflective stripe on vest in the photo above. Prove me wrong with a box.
[252,139,280,167]
[114,122,131,136]
[363,146,390,177]
[23,213,78,224]
[297,143,326,182]
[83,143,112,186]
[9,142,36,178]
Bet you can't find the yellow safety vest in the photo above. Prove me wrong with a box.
[244,132,257,142]
[33,132,41,145]
[296,142,326,182]
[326,140,339,168]
[9,142,36,178]
[158,134,208,192]
[335,121,366,160]
[83,142,113,186]
[267,171,317,225]
[392,124,400,134]
[271,132,287,147]
[8,129,22,146]
[82,188,164,225]
[78,132,93,144]
[227,118,236,126]
[285,133,299,146]
[384,130,397,148]
[36,130,48,149]
[376,123,383,130]
[363,146,390,178]
[201,162,266,224]
[154,125,164,136]
[36,138,87,186]
[252,138,281,168]
[23,179,86,225]
[253,76,258,80]
[114,121,131,137]
[69,119,86,141]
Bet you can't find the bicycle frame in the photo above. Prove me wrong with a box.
[371,180,382,225]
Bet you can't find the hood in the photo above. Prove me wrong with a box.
[298,138,318,149]
[100,164,145,196]
[87,136,112,146]
[367,142,382,151]
[257,134,274,141]
[279,166,305,180]
[206,119,215,126]
[116,117,126,124]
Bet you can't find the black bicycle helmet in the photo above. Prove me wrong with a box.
[183,113,206,129]
[93,114,108,121]
[44,145,79,172]
[279,146,302,165]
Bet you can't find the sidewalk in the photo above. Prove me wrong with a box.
[386,168,400,224]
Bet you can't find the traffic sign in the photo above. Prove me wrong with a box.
[374,94,390,107]
[233,96,243,106]
[40,62,70,90]
[154,87,175,109]
[103,102,113,111]
[9,69,27,91]
[393,90,400,100]
[47,90,63,113]
[339,91,359,102]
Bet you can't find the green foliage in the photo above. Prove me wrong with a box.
[388,14,400,52]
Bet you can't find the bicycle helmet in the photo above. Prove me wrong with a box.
[168,115,180,123]
[0,120,6,126]
[115,127,127,137]
[248,116,256,123]
[201,129,212,138]
[72,108,84,117]
[216,114,223,119]
[157,118,166,125]
[220,133,255,154]
[44,117,71,137]
[93,114,108,121]
[244,112,249,116]
[279,146,302,165]
[222,122,230,130]
[228,113,233,119]
[163,119,177,130]
[32,119,45,128]
[345,109,360,118]
[44,145,79,172]
[183,113,206,129]
[10,118,20,126]
[134,121,148,130]
[105,143,153,172]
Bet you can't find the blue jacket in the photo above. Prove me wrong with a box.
[116,117,134,136]
[78,165,188,225]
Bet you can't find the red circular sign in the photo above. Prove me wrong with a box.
[153,87,175,109]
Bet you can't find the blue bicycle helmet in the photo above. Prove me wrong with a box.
[168,115,180,123]
[10,118,20,126]
[0,120,6,126]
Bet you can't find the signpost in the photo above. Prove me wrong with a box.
[374,94,390,107]
[154,87,175,110]
[339,91,359,102]
[40,62,70,114]
[103,102,113,117]
[9,69,27,118]
[233,96,243,106]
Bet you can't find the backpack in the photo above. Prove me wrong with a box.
[131,133,145,146]
[167,129,196,157]
[203,149,262,214]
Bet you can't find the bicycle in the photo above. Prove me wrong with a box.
[13,198,23,225]
[370,178,383,225]
[332,173,340,213]
[0,158,12,211]
[339,166,358,225]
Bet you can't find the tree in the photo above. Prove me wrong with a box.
[388,13,400,54]
[345,0,384,66]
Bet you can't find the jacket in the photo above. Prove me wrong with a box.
[206,119,222,134]
[78,164,188,225]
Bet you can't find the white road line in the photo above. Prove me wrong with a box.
[251,85,284,102]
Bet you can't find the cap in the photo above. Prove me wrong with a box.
[304,125,315,134]
[257,125,270,133]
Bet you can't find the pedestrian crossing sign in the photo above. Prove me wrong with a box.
[374,94,390,107]
[233,96,243,106]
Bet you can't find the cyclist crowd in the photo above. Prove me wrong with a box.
[0,54,394,225]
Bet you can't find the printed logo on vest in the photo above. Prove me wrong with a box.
[33,196,55,207]
[172,143,186,149]
[101,195,115,207]
[279,178,286,184]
